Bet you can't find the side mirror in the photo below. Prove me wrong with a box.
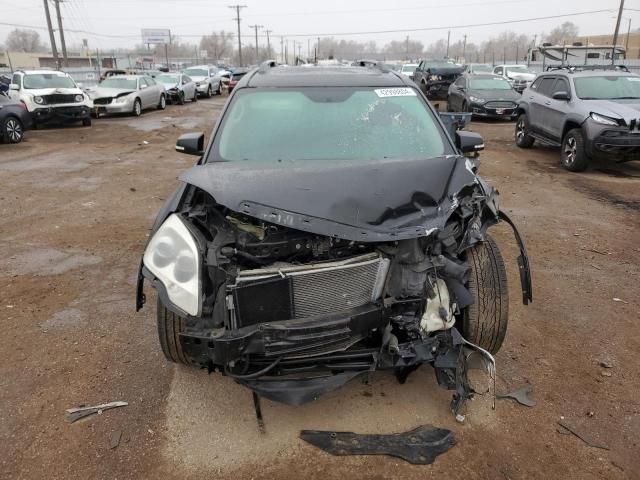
[9,83,19,91]
[552,91,570,101]
[456,130,485,154]
[176,132,205,156]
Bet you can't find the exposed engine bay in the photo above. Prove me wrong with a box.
[137,155,532,416]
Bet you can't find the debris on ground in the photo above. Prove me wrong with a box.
[599,360,614,369]
[601,371,612,377]
[557,421,609,450]
[497,386,536,407]
[65,401,128,423]
[110,430,122,449]
[300,425,456,464]
[612,298,629,304]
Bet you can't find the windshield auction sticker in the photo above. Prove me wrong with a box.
[374,88,417,97]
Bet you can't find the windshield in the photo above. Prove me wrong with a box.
[156,74,180,84]
[469,77,513,90]
[99,78,137,89]
[470,64,493,73]
[425,61,454,68]
[574,75,640,99]
[23,73,76,89]
[506,66,531,74]
[184,68,208,77]
[210,87,451,162]
[402,65,418,72]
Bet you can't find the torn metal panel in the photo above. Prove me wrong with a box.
[300,425,456,464]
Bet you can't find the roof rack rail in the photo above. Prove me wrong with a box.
[258,59,279,73]
[544,64,630,73]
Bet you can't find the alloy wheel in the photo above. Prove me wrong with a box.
[6,118,23,143]
[516,119,526,140]
[564,137,577,164]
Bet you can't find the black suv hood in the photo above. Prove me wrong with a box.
[180,155,485,242]
[469,88,520,102]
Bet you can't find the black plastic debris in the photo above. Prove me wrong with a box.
[300,425,456,464]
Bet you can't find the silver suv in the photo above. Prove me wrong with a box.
[515,67,640,171]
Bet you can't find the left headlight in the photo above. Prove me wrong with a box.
[143,214,201,316]
[33,95,44,104]
[115,95,130,103]
[469,95,485,104]
[74,94,84,102]
[590,112,621,126]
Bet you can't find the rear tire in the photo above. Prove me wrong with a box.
[192,89,198,102]
[157,299,193,365]
[178,91,185,105]
[2,116,24,143]
[82,117,91,127]
[462,235,509,354]
[206,84,212,98]
[515,113,535,148]
[561,128,590,172]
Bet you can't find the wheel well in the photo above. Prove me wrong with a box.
[562,121,581,140]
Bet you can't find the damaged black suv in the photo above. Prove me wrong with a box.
[137,63,532,415]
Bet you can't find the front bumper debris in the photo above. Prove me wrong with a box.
[32,105,91,123]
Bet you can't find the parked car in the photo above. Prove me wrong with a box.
[136,64,532,416]
[99,69,127,81]
[0,94,32,144]
[447,74,520,119]
[0,74,11,94]
[493,64,536,93]
[156,73,197,104]
[89,75,166,117]
[400,63,419,80]
[227,68,249,92]
[463,63,494,74]
[516,67,640,171]
[413,59,465,98]
[7,70,92,127]
[183,65,226,98]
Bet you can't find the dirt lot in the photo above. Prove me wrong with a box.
[1,95,639,480]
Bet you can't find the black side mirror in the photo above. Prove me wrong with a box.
[176,132,205,156]
[456,130,485,154]
[552,91,571,101]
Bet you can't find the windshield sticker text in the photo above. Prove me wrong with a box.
[374,88,417,98]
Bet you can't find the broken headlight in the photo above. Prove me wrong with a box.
[143,214,201,316]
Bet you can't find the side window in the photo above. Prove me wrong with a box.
[494,67,503,75]
[184,75,191,83]
[418,61,424,70]
[537,77,556,97]
[139,78,147,88]
[552,78,570,96]
[454,77,465,87]
[146,77,156,85]
[530,77,542,90]
[12,73,21,88]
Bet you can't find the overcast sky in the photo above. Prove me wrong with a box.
[2,0,640,51]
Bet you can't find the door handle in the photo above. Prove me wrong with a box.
[529,96,534,100]
[544,101,551,106]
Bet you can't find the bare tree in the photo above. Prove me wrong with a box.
[5,28,46,52]
[545,22,579,45]
[383,39,424,60]
[200,31,234,62]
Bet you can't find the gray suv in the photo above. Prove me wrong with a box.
[515,67,640,171]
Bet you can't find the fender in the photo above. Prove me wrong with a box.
[498,211,533,305]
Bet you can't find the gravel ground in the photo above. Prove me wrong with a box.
[1,95,638,479]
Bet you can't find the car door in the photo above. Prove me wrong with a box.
[146,76,161,106]
[8,73,21,102]
[183,75,195,98]
[137,77,150,108]
[541,76,571,142]
[448,76,466,111]
[527,76,556,135]
[493,66,504,79]
[416,61,425,84]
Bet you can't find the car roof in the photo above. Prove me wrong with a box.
[185,65,215,69]
[464,73,504,78]
[243,65,411,88]
[103,75,142,80]
[540,69,637,78]
[20,69,70,75]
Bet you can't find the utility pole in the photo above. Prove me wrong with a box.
[405,35,409,60]
[626,17,632,52]
[265,29,272,58]
[317,37,320,59]
[53,0,68,67]
[228,5,247,66]
[612,0,625,64]
[43,0,60,69]
[446,30,451,58]
[462,34,467,62]
[280,36,284,63]
[248,24,263,63]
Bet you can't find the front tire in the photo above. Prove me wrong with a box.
[157,299,193,365]
[158,94,166,110]
[561,128,590,172]
[178,91,185,105]
[206,84,212,98]
[2,116,24,143]
[216,81,222,95]
[132,98,142,117]
[82,117,91,127]
[192,89,198,102]
[515,113,535,148]
[462,235,509,354]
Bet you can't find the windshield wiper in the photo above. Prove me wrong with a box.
[610,96,640,100]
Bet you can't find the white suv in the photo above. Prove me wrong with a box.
[8,70,92,126]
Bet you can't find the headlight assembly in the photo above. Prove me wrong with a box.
[143,214,201,316]
[115,95,131,104]
[33,96,44,104]
[590,112,621,126]
[74,94,84,102]
[469,95,485,104]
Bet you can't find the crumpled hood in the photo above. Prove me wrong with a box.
[26,87,82,95]
[190,76,208,82]
[507,72,535,81]
[180,156,490,242]
[89,87,135,99]
[585,99,640,122]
